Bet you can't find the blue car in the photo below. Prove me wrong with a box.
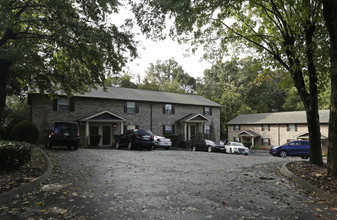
[269,140,310,159]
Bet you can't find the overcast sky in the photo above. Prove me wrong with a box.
[111,6,211,80]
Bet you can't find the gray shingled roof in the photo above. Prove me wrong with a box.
[227,110,330,125]
[73,87,221,107]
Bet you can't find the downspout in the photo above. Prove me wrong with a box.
[278,124,280,146]
[150,102,153,131]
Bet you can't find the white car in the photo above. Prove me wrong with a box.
[153,136,171,150]
[225,142,249,155]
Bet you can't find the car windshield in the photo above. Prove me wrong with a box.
[137,130,153,136]
[231,142,244,147]
[54,123,77,131]
[205,140,216,146]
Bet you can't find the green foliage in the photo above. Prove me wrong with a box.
[132,0,328,165]
[139,58,196,93]
[0,141,33,171]
[105,73,138,88]
[198,56,289,137]
[0,0,138,127]
[12,120,39,144]
[1,97,29,140]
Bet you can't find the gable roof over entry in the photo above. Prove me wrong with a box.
[176,114,210,123]
[79,111,126,123]
[237,130,260,137]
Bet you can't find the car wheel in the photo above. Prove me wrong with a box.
[128,142,132,150]
[74,144,79,150]
[279,150,287,158]
[47,142,53,149]
[208,146,212,152]
[230,148,233,154]
[192,146,196,151]
[116,142,120,150]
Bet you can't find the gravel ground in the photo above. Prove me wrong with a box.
[1,148,337,219]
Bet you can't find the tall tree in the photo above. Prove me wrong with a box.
[0,0,137,128]
[139,58,196,93]
[105,73,138,88]
[198,57,288,137]
[323,0,337,175]
[132,0,329,166]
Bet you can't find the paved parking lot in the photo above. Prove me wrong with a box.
[1,148,337,219]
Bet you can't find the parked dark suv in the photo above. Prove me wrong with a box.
[116,129,154,150]
[45,122,80,150]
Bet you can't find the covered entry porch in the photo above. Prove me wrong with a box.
[237,130,260,148]
[79,111,126,146]
[176,114,211,142]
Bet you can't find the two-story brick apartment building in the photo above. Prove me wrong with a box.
[227,110,329,154]
[29,87,221,147]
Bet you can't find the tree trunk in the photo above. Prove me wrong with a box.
[0,59,11,135]
[323,0,337,175]
[305,20,323,166]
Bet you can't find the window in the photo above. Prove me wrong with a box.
[204,106,212,116]
[58,97,70,111]
[234,137,240,142]
[262,138,270,146]
[163,104,174,114]
[125,101,137,113]
[234,125,240,131]
[287,124,297,132]
[261,124,270,131]
[204,124,211,134]
[163,125,174,134]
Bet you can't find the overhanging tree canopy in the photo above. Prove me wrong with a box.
[0,0,137,128]
[131,0,330,166]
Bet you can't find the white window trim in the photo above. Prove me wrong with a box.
[165,125,173,134]
[165,104,173,114]
[204,124,211,134]
[127,102,136,113]
[58,97,70,111]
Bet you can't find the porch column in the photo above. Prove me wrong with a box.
[121,122,124,134]
[184,123,187,141]
[85,122,90,145]
[252,137,255,148]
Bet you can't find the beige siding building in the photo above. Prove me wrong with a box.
[29,87,221,147]
[227,110,329,154]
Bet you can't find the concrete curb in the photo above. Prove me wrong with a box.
[280,162,337,206]
[0,147,53,205]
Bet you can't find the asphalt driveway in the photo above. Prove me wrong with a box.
[1,148,337,219]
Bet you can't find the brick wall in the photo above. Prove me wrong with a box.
[30,94,220,145]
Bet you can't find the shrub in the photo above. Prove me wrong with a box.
[12,120,39,144]
[0,141,33,171]
[2,115,26,140]
[90,134,101,146]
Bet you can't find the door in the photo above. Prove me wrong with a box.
[89,126,99,146]
[187,125,196,140]
[102,126,111,145]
